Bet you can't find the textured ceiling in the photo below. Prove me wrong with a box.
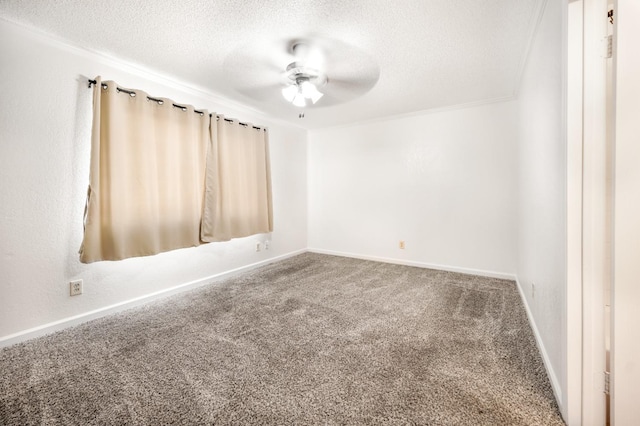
[0,0,544,129]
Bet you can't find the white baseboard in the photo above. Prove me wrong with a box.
[307,248,516,281]
[0,249,306,348]
[515,276,563,410]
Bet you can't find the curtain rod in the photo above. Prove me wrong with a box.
[87,79,266,131]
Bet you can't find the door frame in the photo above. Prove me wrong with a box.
[610,0,640,423]
[567,0,609,424]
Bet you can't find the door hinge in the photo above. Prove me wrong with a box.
[604,371,610,395]
[601,35,613,59]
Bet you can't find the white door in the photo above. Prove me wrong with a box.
[611,0,640,424]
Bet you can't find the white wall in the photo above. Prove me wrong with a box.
[308,101,518,278]
[515,0,567,415]
[0,19,308,343]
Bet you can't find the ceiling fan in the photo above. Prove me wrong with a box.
[280,42,328,107]
[223,37,380,110]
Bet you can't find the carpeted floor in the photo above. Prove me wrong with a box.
[0,253,564,425]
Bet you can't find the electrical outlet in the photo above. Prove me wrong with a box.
[255,242,261,252]
[531,282,535,299]
[70,279,83,296]
[399,240,405,249]
[264,240,270,250]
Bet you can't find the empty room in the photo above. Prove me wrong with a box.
[1,0,639,424]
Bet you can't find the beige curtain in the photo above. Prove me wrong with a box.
[79,77,209,262]
[201,116,273,242]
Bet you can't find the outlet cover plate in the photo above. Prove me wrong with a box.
[70,279,83,296]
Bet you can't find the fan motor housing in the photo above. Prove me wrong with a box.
[285,62,328,87]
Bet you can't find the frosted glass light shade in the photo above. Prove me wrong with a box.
[282,80,324,107]
[299,81,315,97]
[281,85,298,102]
[309,88,323,104]
[292,92,306,107]
[300,81,324,104]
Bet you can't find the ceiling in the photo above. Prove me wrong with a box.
[0,0,544,129]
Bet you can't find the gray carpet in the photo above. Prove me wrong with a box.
[0,253,564,425]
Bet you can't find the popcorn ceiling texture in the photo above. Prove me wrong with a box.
[0,0,544,129]
[0,253,564,425]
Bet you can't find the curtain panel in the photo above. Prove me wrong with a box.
[80,78,273,263]
[201,116,273,242]
[79,77,209,262]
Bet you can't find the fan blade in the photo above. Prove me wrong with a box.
[291,41,325,70]
[232,83,284,102]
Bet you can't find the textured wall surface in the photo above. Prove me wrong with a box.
[0,19,308,341]
[515,0,566,414]
[308,101,518,277]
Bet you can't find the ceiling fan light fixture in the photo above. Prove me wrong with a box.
[282,59,328,107]
[283,78,324,107]
[299,80,314,97]
[292,92,307,107]
[281,84,298,102]
[309,86,324,104]
[299,80,324,104]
